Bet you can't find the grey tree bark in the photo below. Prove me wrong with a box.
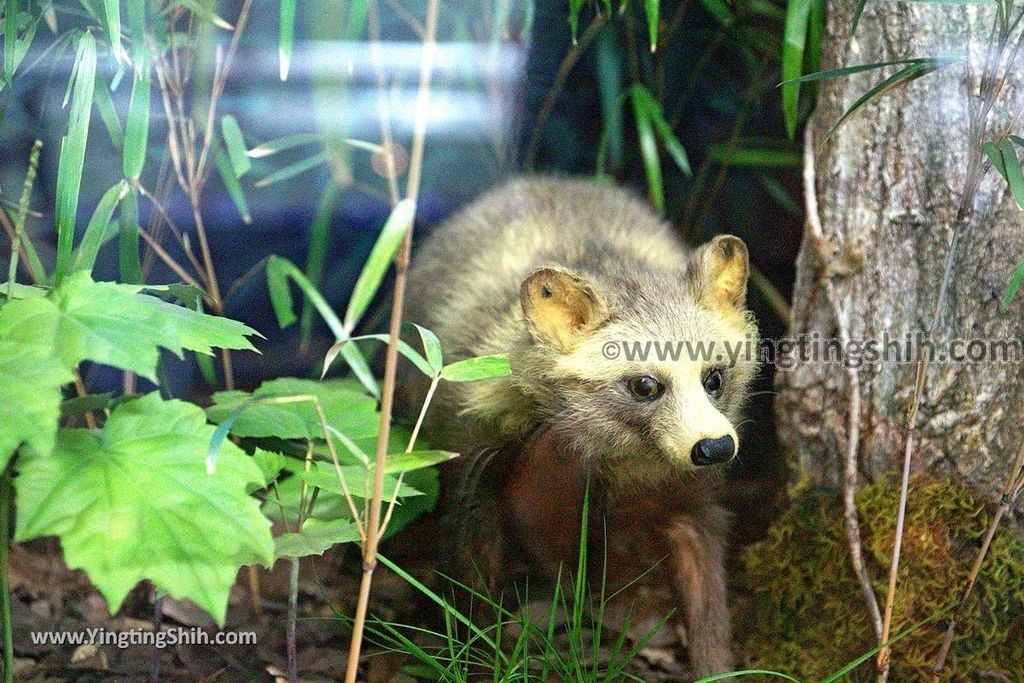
[776,1,1024,508]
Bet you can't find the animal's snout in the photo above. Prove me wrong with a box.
[690,435,735,466]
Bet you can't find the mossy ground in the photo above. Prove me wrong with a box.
[735,474,1024,681]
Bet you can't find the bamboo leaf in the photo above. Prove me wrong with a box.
[54,32,98,284]
[568,0,585,43]
[998,139,1024,209]
[215,149,252,224]
[102,0,122,61]
[300,183,339,344]
[343,198,416,332]
[631,87,664,213]
[851,0,868,33]
[93,73,124,149]
[4,0,17,83]
[632,85,690,176]
[74,180,128,273]
[984,140,1007,181]
[826,58,956,139]
[118,186,143,283]
[698,0,733,22]
[1002,259,1024,312]
[782,0,813,139]
[440,354,511,382]
[220,114,251,178]
[254,151,328,187]
[279,0,296,81]
[123,70,150,180]
[246,132,320,158]
[127,0,146,69]
[781,56,960,84]
[708,144,802,167]
[643,0,658,52]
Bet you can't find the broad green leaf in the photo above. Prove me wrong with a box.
[252,448,288,487]
[215,149,251,223]
[123,71,150,179]
[782,0,813,139]
[254,150,328,187]
[0,272,258,380]
[118,186,143,283]
[1002,259,1024,312]
[14,394,274,626]
[296,462,421,500]
[631,87,664,213]
[74,180,128,273]
[54,32,98,283]
[102,0,122,60]
[0,322,73,466]
[440,354,511,382]
[274,519,360,558]
[999,139,1024,209]
[220,114,250,178]
[207,377,379,443]
[826,58,956,139]
[59,393,114,417]
[93,73,124,148]
[279,0,296,81]
[343,198,416,332]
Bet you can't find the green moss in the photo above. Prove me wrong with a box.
[736,474,1024,681]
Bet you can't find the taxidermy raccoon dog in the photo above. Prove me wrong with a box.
[397,177,758,679]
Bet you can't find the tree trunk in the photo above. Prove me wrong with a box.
[777,1,1024,507]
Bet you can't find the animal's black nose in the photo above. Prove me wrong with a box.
[690,435,735,466]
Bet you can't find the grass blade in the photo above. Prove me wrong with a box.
[254,151,328,187]
[782,0,813,139]
[74,180,127,273]
[279,0,296,81]
[343,198,416,333]
[118,186,143,284]
[215,149,252,224]
[123,69,150,180]
[54,31,97,284]
[221,114,251,178]
[102,0,122,61]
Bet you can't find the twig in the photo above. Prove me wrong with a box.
[803,124,884,641]
[344,0,439,679]
[932,431,1024,674]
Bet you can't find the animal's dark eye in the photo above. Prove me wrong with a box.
[626,375,664,401]
[702,368,724,398]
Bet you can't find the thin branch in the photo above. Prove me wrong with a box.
[344,0,440,679]
[804,124,884,642]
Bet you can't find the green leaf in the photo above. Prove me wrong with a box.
[410,323,443,374]
[279,0,296,81]
[60,393,114,417]
[220,114,251,178]
[780,56,958,84]
[123,70,150,180]
[4,0,17,83]
[118,186,143,283]
[54,32,98,284]
[274,519,360,558]
[440,354,511,382]
[247,132,321,158]
[343,198,416,332]
[999,138,1024,209]
[300,183,338,344]
[0,318,73,466]
[985,141,1008,181]
[631,86,690,176]
[567,0,585,42]
[382,449,456,475]
[215,149,252,224]
[74,180,128,273]
[643,0,658,52]
[254,151,327,187]
[14,394,274,626]
[207,378,379,443]
[708,144,802,167]
[323,333,433,380]
[631,87,664,213]
[851,0,868,33]
[93,73,124,149]
[1002,259,1024,312]
[252,448,288,487]
[826,58,957,139]
[102,0,122,60]
[782,0,813,139]
[698,0,733,22]
[296,462,421,500]
[0,272,258,381]
[127,0,146,69]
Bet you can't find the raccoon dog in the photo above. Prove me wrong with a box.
[397,177,759,678]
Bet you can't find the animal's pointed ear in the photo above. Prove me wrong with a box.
[693,235,749,310]
[520,267,610,352]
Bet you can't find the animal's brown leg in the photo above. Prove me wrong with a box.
[663,507,735,680]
